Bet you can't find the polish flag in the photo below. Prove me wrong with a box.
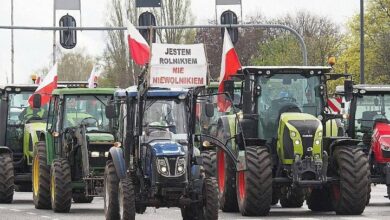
[28,63,58,107]
[217,28,241,112]
[88,65,101,88]
[127,21,150,66]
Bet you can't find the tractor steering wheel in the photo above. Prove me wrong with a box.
[275,96,297,103]
[80,117,99,127]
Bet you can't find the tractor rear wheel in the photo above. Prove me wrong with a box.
[236,147,272,216]
[217,149,238,212]
[73,193,93,203]
[307,187,333,211]
[32,141,51,209]
[104,160,135,220]
[331,147,369,215]
[0,153,14,203]
[280,187,304,208]
[201,150,216,177]
[51,159,72,213]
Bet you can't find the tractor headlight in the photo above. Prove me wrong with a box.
[290,131,297,137]
[157,158,170,177]
[318,131,323,137]
[294,140,300,145]
[381,143,390,151]
[91,151,100,157]
[176,157,186,176]
[315,140,321,145]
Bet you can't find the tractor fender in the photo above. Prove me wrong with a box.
[329,138,362,156]
[108,147,126,180]
[0,146,12,156]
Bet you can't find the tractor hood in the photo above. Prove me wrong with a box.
[374,122,390,136]
[149,141,186,157]
[86,133,114,143]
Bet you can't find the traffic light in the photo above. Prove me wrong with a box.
[220,10,239,44]
[138,12,157,44]
[59,14,77,49]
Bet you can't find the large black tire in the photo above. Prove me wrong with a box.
[236,147,272,216]
[182,177,219,220]
[307,187,333,211]
[73,193,93,203]
[331,147,369,215]
[0,153,14,203]
[217,149,238,212]
[104,160,135,220]
[51,159,72,213]
[32,141,51,209]
[280,187,304,208]
[201,150,216,177]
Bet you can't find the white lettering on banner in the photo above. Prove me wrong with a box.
[150,43,207,88]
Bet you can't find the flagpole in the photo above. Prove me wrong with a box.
[215,1,218,24]
[11,0,14,83]
[53,0,56,65]
[240,0,243,24]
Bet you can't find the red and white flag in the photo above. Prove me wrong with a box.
[28,63,58,107]
[88,65,101,88]
[217,28,241,112]
[127,21,150,66]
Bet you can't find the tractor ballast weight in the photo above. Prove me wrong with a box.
[211,66,369,216]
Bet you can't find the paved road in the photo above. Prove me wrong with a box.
[1,185,390,220]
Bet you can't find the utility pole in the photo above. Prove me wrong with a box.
[11,0,14,83]
[360,0,365,84]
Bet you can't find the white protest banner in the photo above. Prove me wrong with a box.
[150,43,207,88]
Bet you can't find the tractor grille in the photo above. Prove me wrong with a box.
[167,156,179,176]
[288,120,320,157]
[283,126,294,159]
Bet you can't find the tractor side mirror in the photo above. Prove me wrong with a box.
[32,94,42,109]
[223,80,235,101]
[105,104,117,119]
[205,103,214,118]
[344,79,353,102]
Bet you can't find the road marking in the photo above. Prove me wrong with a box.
[10,208,21,212]
[41,216,51,219]
[26,212,37,215]
[0,206,4,209]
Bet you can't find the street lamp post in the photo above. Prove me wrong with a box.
[360,0,365,84]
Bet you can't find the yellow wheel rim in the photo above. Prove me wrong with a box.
[33,155,39,196]
[51,171,55,201]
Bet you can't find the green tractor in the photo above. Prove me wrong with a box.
[31,88,115,212]
[212,66,369,215]
[0,84,49,203]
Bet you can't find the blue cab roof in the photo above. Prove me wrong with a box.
[115,86,188,98]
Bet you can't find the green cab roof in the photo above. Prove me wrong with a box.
[52,88,116,96]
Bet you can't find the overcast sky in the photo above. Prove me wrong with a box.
[0,0,360,84]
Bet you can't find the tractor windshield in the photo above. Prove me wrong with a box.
[63,95,111,132]
[5,92,49,153]
[354,93,390,138]
[257,74,322,141]
[142,99,187,141]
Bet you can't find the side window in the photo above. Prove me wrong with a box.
[47,97,59,131]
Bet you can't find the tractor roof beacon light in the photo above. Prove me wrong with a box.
[59,14,77,49]
[138,12,157,44]
[220,10,239,45]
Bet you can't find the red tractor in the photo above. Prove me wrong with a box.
[342,85,390,199]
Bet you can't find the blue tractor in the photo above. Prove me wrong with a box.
[103,71,219,219]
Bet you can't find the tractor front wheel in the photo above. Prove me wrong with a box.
[217,149,238,212]
[51,159,72,213]
[331,147,369,215]
[32,141,51,209]
[0,153,14,203]
[104,160,135,220]
[236,147,272,216]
